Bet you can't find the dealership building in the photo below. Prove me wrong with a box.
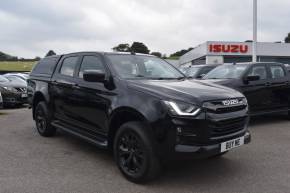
[179,41,290,66]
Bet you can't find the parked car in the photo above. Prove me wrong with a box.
[178,64,191,74]
[0,75,28,107]
[4,73,29,81]
[0,91,3,108]
[284,64,290,73]
[185,64,219,79]
[4,74,27,85]
[202,62,290,116]
[28,52,251,183]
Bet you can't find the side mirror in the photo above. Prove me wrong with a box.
[244,75,260,83]
[83,70,106,83]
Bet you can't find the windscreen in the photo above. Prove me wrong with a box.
[203,64,248,79]
[106,54,184,80]
[0,76,9,82]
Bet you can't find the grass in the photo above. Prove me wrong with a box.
[0,61,36,72]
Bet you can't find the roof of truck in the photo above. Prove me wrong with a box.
[49,51,156,58]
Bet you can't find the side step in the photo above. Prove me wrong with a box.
[51,121,108,148]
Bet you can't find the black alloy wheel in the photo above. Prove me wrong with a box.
[114,122,161,183]
[35,106,46,133]
[117,131,146,175]
[34,102,56,137]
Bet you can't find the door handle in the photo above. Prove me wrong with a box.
[51,81,59,85]
[72,84,80,89]
[265,82,271,86]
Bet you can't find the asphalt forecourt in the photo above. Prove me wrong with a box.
[0,107,289,193]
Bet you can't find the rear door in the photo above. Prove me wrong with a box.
[268,64,290,110]
[240,64,272,113]
[50,54,81,123]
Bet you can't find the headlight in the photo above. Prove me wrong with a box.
[242,98,248,105]
[164,101,201,116]
[3,86,17,92]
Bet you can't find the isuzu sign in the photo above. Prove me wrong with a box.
[209,44,249,54]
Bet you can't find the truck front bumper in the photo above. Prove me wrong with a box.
[174,131,251,159]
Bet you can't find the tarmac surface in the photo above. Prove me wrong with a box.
[1,107,290,193]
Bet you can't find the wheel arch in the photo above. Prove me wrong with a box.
[108,107,150,149]
[32,91,47,119]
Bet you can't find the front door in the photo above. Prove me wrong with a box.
[69,54,115,136]
[240,64,272,114]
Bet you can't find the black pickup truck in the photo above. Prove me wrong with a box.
[202,62,290,117]
[28,52,251,183]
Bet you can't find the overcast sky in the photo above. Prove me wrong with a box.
[0,0,289,58]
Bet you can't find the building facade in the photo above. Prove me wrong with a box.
[179,41,290,66]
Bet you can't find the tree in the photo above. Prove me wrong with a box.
[285,33,290,43]
[151,52,162,57]
[112,43,131,52]
[34,56,41,61]
[170,47,193,57]
[0,51,17,61]
[130,42,150,54]
[45,50,56,57]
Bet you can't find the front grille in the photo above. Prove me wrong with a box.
[209,117,247,137]
[203,98,247,114]
[14,87,27,93]
[215,105,247,113]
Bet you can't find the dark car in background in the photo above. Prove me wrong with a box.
[201,62,290,117]
[184,64,219,79]
[0,75,28,107]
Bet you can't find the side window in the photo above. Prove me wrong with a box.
[60,56,78,77]
[270,66,286,79]
[79,56,105,78]
[247,66,267,80]
[32,56,60,75]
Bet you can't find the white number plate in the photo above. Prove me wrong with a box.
[21,94,28,98]
[221,136,244,152]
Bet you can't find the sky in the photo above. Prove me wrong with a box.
[0,0,289,58]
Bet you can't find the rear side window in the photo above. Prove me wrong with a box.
[60,57,78,77]
[78,56,105,78]
[270,66,286,79]
[247,66,267,80]
[31,56,60,75]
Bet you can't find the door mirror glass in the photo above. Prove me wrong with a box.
[83,70,105,82]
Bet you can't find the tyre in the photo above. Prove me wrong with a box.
[113,121,161,183]
[34,101,56,137]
